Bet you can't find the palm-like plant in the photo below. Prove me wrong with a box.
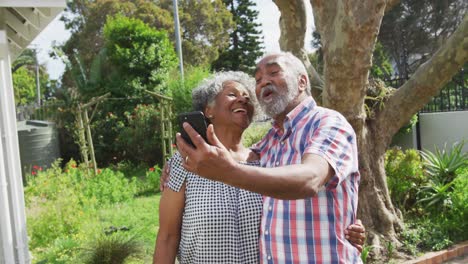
[420,141,467,185]
[417,141,467,213]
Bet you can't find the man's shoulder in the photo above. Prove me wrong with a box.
[313,106,352,127]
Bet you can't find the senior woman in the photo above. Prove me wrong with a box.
[153,71,364,264]
[154,71,262,264]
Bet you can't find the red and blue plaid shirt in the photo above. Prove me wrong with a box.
[253,97,361,264]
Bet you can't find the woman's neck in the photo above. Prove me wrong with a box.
[213,125,250,161]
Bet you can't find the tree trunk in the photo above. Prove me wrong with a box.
[357,122,403,251]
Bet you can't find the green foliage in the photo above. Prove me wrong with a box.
[364,78,395,119]
[379,0,466,76]
[308,51,323,75]
[33,237,80,264]
[61,0,233,70]
[53,14,180,167]
[103,15,177,96]
[84,169,137,205]
[385,148,426,211]
[212,0,264,73]
[393,143,468,255]
[27,191,87,250]
[242,122,271,147]
[167,66,211,115]
[13,67,37,105]
[94,196,160,259]
[396,114,418,136]
[12,65,49,105]
[420,141,467,185]
[144,166,162,194]
[81,234,142,264]
[401,219,454,253]
[417,141,467,214]
[370,42,393,79]
[26,160,162,262]
[385,241,395,258]
[116,104,164,165]
[361,245,376,263]
[175,0,234,66]
[55,1,233,166]
[447,168,468,238]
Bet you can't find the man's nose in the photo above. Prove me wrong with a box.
[257,78,271,91]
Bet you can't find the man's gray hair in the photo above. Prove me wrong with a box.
[192,71,257,112]
[265,52,311,95]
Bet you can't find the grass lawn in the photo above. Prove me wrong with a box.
[96,194,161,263]
[27,192,161,263]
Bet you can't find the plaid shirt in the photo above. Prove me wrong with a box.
[253,97,361,264]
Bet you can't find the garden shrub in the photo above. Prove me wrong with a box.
[27,190,86,249]
[420,141,467,185]
[417,141,467,215]
[242,122,271,148]
[396,143,468,254]
[441,168,468,241]
[117,104,163,165]
[167,66,211,116]
[400,219,452,253]
[32,237,80,264]
[385,148,425,212]
[143,165,161,194]
[81,234,142,264]
[83,169,137,205]
[25,159,85,203]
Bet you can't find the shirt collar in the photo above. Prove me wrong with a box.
[271,96,316,133]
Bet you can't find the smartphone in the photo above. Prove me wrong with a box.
[177,111,208,147]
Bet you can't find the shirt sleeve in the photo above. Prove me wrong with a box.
[167,152,190,192]
[303,112,359,189]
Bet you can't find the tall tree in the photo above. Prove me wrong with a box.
[168,0,234,66]
[103,15,177,96]
[60,0,233,72]
[273,0,467,255]
[212,0,264,73]
[12,49,49,105]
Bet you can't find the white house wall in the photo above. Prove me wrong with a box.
[392,111,468,153]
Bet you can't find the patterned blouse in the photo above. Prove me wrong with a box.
[167,152,263,264]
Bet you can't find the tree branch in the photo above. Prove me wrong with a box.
[274,0,324,92]
[384,0,401,13]
[376,14,468,141]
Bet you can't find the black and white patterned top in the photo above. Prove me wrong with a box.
[167,152,263,264]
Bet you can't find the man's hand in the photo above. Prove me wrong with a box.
[176,123,237,181]
[345,219,366,253]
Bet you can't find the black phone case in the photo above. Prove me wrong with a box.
[177,111,208,147]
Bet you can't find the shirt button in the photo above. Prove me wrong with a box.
[281,141,284,145]
[265,230,269,235]
[267,256,272,260]
[275,161,279,166]
[268,206,272,211]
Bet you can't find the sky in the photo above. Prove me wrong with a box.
[30,0,315,80]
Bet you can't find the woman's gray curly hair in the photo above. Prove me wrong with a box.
[192,71,258,115]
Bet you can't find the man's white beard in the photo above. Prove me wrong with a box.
[259,78,298,118]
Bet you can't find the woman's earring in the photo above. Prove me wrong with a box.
[207,115,213,119]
